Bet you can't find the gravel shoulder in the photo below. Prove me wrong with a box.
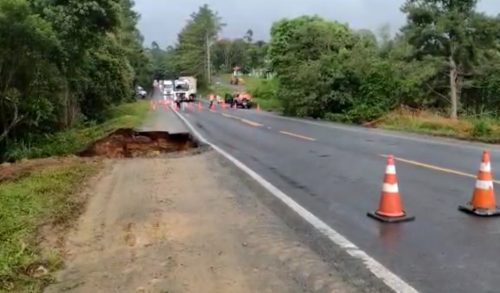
[44,150,363,293]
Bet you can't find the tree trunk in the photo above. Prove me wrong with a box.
[0,99,23,143]
[449,56,458,120]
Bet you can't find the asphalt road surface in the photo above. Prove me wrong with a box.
[154,90,500,293]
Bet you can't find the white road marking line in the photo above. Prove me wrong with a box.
[173,110,419,293]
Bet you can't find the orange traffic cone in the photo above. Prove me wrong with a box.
[222,101,226,110]
[198,101,203,112]
[368,155,415,223]
[459,150,500,216]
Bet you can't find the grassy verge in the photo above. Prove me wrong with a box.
[378,108,500,142]
[251,97,283,112]
[246,77,282,112]
[0,100,150,292]
[0,159,100,292]
[4,101,149,162]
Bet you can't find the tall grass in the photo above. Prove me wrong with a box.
[379,108,500,142]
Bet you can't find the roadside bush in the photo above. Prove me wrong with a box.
[344,103,388,123]
[325,113,352,123]
[248,79,278,100]
[471,119,493,137]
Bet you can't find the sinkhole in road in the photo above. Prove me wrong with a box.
[79,128,199,158]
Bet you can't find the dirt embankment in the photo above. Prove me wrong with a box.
[45,151,360,293]
[79,129,198,158]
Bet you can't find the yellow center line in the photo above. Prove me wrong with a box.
[380,154,500,184]
[221,113,236,119]
[241,118,263,127]
[280,131,316,141]
[220,113,263,127]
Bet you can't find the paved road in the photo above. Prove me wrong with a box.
[155,91,500,292]
[139,89,189,134]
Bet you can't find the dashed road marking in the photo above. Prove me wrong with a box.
[221,113,239,119]
[381,154,500,185]
[221,113,263,127]
[241,118,263,127]
[280,131,316,141]
[174,110,418,293]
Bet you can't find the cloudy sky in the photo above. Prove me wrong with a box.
[133,0,500,48]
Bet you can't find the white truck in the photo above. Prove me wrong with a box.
[174,76,197,102]
[162,80,175,99]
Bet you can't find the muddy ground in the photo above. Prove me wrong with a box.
[44,151,361,293]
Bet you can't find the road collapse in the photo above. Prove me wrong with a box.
[78,128,198,158]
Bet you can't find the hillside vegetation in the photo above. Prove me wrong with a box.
[0,0,154,161]
[151,1,500,141]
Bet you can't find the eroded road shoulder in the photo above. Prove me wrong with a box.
[45,151,363,293]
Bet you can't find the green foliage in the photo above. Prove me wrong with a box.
[174,4,223,86]
[3,101,149,162]
[269,16,396,121]
[0,0,152,159]
[212,37,268,73]
[149,44,178,80]
[401,0,500,118]
[248,79,278,101]
[266,5,500,126]
[0,161,99,292]
[472,118,493,138]
[246,78,282,111]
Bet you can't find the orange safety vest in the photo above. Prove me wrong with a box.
[209,95,215,101]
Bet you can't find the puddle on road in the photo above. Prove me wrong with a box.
[79,128,199,158]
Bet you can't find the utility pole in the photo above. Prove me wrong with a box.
[206,31,211,85]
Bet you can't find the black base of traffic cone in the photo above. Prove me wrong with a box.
[367,211,415,223]
[458,204,500,217]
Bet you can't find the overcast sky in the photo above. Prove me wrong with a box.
[133,0,500,48]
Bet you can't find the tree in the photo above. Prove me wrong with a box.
[148,44,178,80]
[401,0,481,119]
[175,4,223,86]
[228,39,250,70]
[0,0,152,159]
[0,0,59,144]
[248,40,268,71]
[212,39,232,72]
[244,29,254,43]
[211,35,268,74]
[116,0,152,89]
[269,16,357,117]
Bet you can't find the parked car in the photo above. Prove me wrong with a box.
[136,86,147,99]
